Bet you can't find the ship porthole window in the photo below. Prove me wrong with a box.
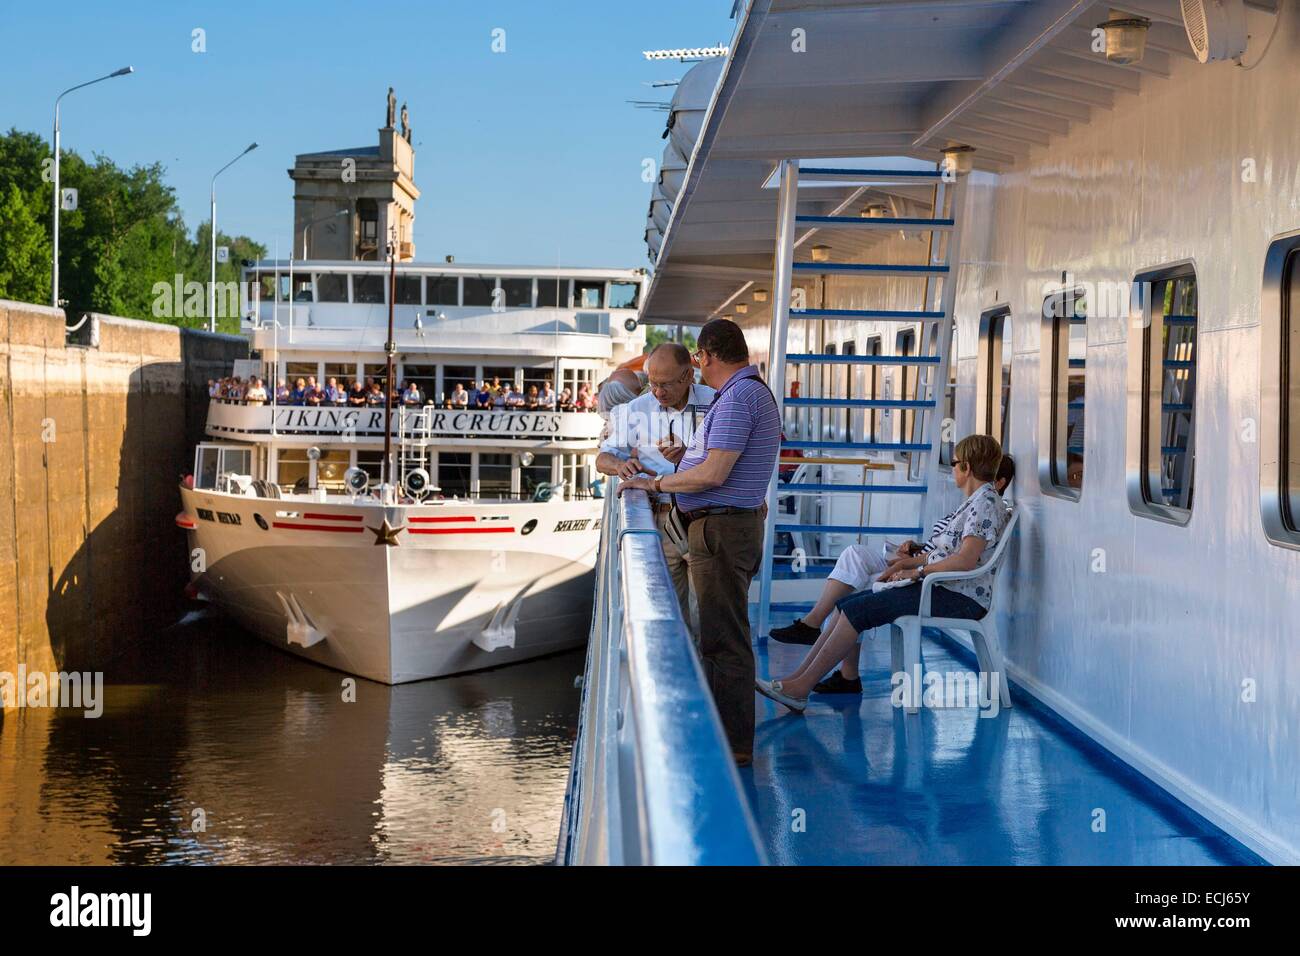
[1261,232,1300,550]
[1126,261,1198,525]
[521,518,538,536]
[1039,287,1086,500]
[254,513,269,530]
[976,305,1012,447]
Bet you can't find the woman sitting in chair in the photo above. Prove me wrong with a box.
[769,453,1015,694]
[756,434,1009,713]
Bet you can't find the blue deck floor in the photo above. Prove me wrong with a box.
[741,609,1264,866]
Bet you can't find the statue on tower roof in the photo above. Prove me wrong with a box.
[400,103,410,142]
[386,86,396,128]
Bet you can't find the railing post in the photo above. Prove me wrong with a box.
[757,159,800,641]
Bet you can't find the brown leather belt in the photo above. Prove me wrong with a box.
[680,505,762,521]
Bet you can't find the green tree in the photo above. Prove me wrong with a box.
[0,128,265,332]
[0,183,52,304]
[643,325,697,354]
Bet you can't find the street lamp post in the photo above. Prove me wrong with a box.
[209,142,258,333]
[52,66,134,310]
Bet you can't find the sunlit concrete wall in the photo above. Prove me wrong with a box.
[0,301,246,705]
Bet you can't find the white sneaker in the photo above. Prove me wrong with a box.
[755,678,808,713]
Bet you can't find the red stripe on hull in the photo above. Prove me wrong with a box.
[407,527,516,535]
[302,512,365,522]
[272,522,366,533]
[408,515,477,524]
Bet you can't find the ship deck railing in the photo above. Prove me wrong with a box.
[556,480,767,865]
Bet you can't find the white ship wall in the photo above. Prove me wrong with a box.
[946,34,1300,864]
[750,35,1300,862]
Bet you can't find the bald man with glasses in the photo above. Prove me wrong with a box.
[596,343,716,632]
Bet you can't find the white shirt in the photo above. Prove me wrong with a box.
[599,383,716,499]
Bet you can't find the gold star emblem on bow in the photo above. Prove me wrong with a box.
[368,517,405,546]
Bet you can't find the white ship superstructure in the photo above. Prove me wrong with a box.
[178,262,646,683]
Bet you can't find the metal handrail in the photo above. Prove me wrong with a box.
[557,480,767,865]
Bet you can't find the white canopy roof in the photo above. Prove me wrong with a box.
[641,0,1234,325]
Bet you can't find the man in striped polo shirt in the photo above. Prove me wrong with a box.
[618,319,781,763]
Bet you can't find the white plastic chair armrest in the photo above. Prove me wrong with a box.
[917,563,992,617]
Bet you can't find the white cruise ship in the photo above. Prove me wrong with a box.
[177,259,646,683]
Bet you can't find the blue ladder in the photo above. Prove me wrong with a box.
[756,159,968,639]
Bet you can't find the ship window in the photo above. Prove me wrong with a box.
[561,454,590,499]
[537,278,569,308]
[195,446,220,490]
[842,341,856,442]
[401,365,436,403]
[821,342,836,439]
[427,276,459,306]
[896,328,916,445]
[1263,236,1300,548]
[1128,263,1197,523]
[501,278,532,308]
[940,324,958,467]
[315,273,348,303]
[315,449,349,489]
[609,282,640,309]
[1279,254,1300,535]
[444,366,476,397]
[324,363,354,390]
[483,366,518,391]
[561,367,595,399]
[437,452,471,498]
[462,276,495,307]
[478,453,513,499]
[521,454,554,497]
[356,451,385,485]
[977,305,1012,447]
[256,273,276,301]
[285,362,318,388]
[277,449,311,491]
[353,274,385,305]
[522,366,553,401]
[866,337,882,442]
[222,447,252,478]
[395,274,421,305]
[1041,288,1086,498]
[363,364,390,393]
[574,280,604,309]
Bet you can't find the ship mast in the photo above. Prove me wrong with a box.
[383,227,397,492]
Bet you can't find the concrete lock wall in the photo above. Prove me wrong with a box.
[0,300,247,705]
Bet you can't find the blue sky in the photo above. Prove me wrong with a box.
[0,1,734,268]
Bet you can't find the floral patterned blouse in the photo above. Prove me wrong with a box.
[924,482,1008,608]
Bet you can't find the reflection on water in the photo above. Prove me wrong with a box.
[0,612,584,865]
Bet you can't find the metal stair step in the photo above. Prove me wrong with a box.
[782,439,931,452]
[791,308,944,321]
[785,397,935,409]
[785,353,940,365]
[793,262,949,276]
[779,483,926,495]
[796,214,953,231]
[776,523,925,535]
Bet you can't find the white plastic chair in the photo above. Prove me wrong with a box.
[888,509,1018,714]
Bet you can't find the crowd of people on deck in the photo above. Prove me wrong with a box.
[206,375,599,411]
[594,318,1016,768]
